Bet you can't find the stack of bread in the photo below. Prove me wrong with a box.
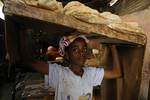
[63,1,144,35]
[20,0,63,11]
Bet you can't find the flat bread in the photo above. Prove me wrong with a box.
[64,1,144,34]
[64,1,108,24]
[108,22,144,34]
[38,0,63,11]
[22,0,38,6]
[21,0,63,11]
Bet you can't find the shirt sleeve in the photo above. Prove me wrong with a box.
[48,63,62,88]
[90,67,104,86]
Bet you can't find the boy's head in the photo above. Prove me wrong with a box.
[59,33,89,66]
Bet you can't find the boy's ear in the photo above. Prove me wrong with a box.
[63,52,70,66]
[65,52,69,59]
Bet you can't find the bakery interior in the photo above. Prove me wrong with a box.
[0,0,150,100]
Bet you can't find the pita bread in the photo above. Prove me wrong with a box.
[38,0,63,11]
[64,1,108,24]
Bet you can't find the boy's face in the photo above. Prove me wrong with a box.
[67,38,87,67]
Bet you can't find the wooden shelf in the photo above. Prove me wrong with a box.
[3,0,146,45]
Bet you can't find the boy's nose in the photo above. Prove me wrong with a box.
[80,50,87,57]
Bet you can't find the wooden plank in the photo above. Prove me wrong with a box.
[116,78,123,100]
[119,46,145,100]
[5,16,21,63]
[3,0,146,45]
[139,46,150,100]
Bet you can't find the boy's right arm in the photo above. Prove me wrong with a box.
[104,45,122,79]
[31,61,49,74]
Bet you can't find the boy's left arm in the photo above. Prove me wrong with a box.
[88,40,122,79]
[104,45,122,79]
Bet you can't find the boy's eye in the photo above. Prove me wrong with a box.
[73,47,87,53]
[72,47,79,52]
[83,48,87,53]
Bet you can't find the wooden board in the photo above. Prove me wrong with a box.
[3,0,146,45]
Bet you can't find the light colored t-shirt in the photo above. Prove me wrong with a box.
[48,63,104,100]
